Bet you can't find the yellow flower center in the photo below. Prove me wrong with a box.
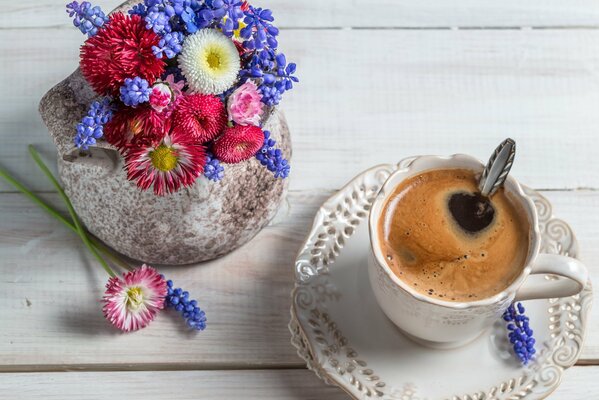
[206,50,222,70]
[150,144,178,172]
[125,287,144,310]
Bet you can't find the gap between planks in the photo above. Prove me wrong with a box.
[0,363,307,374]
[1,360,597,374]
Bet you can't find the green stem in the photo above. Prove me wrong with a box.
[0,164,128,274]
[28,145,116,278]
[93,240,133,271]
[0,167,74,229]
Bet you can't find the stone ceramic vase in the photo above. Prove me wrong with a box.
[38,2,291,265]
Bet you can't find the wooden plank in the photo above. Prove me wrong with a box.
[2,29,599,192]
[0,189,597,370]
[3,0,599,28]
[0,367,594,399]
[0,369,347,400]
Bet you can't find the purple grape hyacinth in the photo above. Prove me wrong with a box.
[208,0,244,37]
[503,302,536,364]
[204,152,225,181]
[153,31,184,59]
[74,98,114,150]
[119,77,152,107]
[255,130,290,178]
[241,6,279,52]
[164,279,207,331]
[66,1,108,37]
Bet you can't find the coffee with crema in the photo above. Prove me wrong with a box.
[378,168,529,302]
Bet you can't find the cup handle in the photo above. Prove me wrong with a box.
[514,253,588,301]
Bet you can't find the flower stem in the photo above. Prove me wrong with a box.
[0,165,128,272]
[0,162,129,273]
[0,166,74,229]
[28,145,116,278]
[93,239,133,271]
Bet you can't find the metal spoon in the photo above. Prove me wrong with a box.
[478,138,516,197]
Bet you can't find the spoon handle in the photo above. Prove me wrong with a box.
[478,138,516,197]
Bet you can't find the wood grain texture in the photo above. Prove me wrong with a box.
[2,28,599,192]
[0,189,597,370]
[0,366,595,400]
[0,369,347,400]
[3,0,599,28]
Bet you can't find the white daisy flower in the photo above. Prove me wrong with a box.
[178,29,241,95]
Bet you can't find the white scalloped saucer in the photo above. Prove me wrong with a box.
[289,160,592,400]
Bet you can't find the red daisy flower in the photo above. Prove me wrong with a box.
[80,13,165,96]
[213,125,264,163]
[104,105,172,151]
[125,130,207,195]
[172,94,227,143]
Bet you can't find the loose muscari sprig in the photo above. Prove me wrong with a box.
[164,279,207,330]
[256,130,290,178]
[74,98,114,150]
[120,77,152,107]
[204,152,225,181]
[66,1,108,37]
[503,302,536,364]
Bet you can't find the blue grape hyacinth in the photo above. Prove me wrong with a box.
[255,130,290,178]
[66,1,108,37]
[503,302,536,364]
[241,6,279,52]
[120,77,152,107]
[164,279,207,331]
[74,98,114,150]
[209,0,244,37]
[204,152,225,181]
[153,31,185,59]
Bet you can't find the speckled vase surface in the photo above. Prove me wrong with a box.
[38,1,291,265]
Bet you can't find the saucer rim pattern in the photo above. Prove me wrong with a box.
[289,160,593,400]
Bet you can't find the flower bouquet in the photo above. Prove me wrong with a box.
[39,0,298,265]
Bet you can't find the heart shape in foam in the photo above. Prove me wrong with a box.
[448,191,496,234]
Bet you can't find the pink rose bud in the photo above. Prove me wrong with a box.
[227,80,265,126]
[149,83,172,113]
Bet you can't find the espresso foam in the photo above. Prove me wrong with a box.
[379,168,529,302]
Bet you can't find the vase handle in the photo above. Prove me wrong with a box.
[40,70,119,162]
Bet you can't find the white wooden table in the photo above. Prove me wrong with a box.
[1,1,598,398]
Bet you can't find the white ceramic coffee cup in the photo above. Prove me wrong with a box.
[367,154,588,349]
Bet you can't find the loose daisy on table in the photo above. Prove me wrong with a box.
[103,265,207,332]
[67,0,298,195]
[103,265,167,332]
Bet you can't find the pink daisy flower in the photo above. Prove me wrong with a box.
[102,265,167,332]
[124,130,207,195]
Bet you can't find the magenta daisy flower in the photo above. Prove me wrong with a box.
[102,265,167,332]
[124,131,207,195]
